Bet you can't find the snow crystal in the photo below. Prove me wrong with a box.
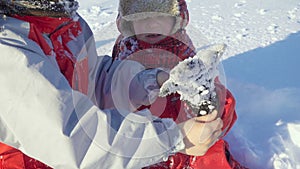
[159,44,226,116]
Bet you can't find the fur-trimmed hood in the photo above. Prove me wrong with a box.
[0,0,78,17]
[117,0,189,37]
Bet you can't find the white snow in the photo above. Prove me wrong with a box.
[77,0,300,168]
[288,123,300,147]
[159,44,225,116]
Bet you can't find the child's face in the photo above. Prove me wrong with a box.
[132,16,175,44]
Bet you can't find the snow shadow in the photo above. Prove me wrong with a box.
[222,31,300,169]
[223,32,300,90]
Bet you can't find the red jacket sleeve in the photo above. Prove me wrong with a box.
[222,89,237,136]
[215,81,237,137]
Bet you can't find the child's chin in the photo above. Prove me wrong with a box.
[138,35,165,44]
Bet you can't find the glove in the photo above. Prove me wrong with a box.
[159,44,226,116]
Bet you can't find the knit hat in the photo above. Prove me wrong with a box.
[0,0,78,17]
[117,0,189,37]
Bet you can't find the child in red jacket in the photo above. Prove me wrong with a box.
[112,0,247,168]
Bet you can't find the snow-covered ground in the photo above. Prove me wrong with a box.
[77,0,300,168]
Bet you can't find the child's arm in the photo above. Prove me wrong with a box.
[94,56,224,157]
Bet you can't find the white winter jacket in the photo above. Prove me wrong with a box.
[0,14,184,169]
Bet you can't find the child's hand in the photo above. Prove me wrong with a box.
[194,109,219,122]
[179,110,223,156]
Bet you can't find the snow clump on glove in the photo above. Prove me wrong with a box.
[159,44,226,116]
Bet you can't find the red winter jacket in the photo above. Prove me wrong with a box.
[0,144,52,169]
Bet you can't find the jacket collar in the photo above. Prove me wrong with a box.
[13,15,72,34]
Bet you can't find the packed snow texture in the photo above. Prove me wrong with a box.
[2,0,79,12]
[78,0,300,168]
[159,44,226,116]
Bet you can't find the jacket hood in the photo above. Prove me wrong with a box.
[0,0,78,17]
[117,0,189,37]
